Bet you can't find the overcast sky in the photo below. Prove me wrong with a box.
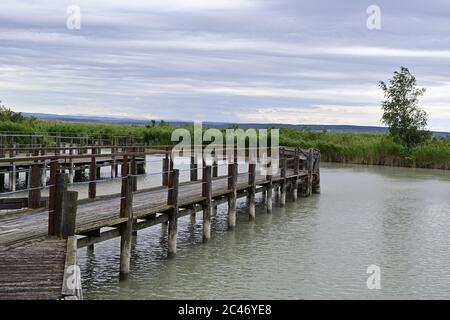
[1,0,450,131]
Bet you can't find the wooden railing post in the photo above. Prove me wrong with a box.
[190,155,198,181]
[212,150,218,178]
[312,151,321,194]
[307,148,314,196]
[62,191,78,239]
[248,162,256,220]
[167,169,179,257]
[89,148,96,199]
[53,173,68,238]
[227,162,237,229]
[162,147,169,186]
[119,171,133,276]
[266,174,273,213]
[0,172,4,193]
[48,158,60,235]
[28,163,41,209]
[280,158,287,206]
[202,165,212,242]
[131,149,137,192]
[68,143,74,184]
[293,148,300,201]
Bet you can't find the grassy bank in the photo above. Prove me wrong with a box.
[1,119,449,170]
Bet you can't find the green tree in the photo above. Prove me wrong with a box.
[379,67,431,147]
[0,104,25,122]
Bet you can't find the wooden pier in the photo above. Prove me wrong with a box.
[0,141,320,300]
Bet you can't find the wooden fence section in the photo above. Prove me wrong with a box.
[0,144,320,299]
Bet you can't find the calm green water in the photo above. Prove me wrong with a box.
[78,163,450,299]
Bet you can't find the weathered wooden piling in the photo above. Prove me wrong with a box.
[266,174,273,213]
[131,154,137,192]
[119,174,133,276]
[62,191,78,239]
[312,151,321,194]
[280,158,287,206]
[248,163,256,220]
[167,169,179,257]
[307,148,313,196]
[162,147,169,186]
[28,163,41,209]
[202,165,212,242]
[227,162,237,229]
[190,155,198,181]
[48,159,60,235]
[89,148,97,199]
[53,173,68,238]
[0,173,4,192]
[293,148,300,201]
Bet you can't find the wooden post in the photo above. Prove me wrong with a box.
[48,159,59,235]
[88,148,96,199]
[0,173,4,193]
[119,174,134,277]
[111,144,117,178]
[69,144,74,184]
[266,174,273,213]
[190,155,198,181]
[162,147,169,186]
[202,165,212,242]
[167,169,179,257]
[280,158,286,206]
[307,148,313,196]
[28,163,41,209]
[62,191,78,239]
[312,151,321,194]
[53,173,68,238]
[248,163,256,220]
[293,148,300,201]
[212,150,218,178]
[9,163,16,192]
[131,152,137,192]
[227,163,237,229]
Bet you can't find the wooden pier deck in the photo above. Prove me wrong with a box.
[0,143,320,300]
[0,169,305,247]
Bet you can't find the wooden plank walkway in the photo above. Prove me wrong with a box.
[0,170,304,247]
[0,239,67,300]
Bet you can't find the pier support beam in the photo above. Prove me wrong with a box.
[202,166,212,242]
[190,155,198,181]
[48,159,60,235]
[9,163,16,192]
[28,163,41,209]
[280,158,286,206]
[248,163,256,220]
[227,163,237,229]
[0,173,4,193]
[167,169,179,257]
[162,147,169,186]
[293,148,300,201]
[312,152,321,194]
[266,175,273,213]
[119,172,134,277]
[89,149,97,199]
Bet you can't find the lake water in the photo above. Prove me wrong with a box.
[78,162,450,299]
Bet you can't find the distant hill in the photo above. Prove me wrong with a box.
[23,112,450,139]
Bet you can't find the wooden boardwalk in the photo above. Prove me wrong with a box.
[0,237,80,300]
[0,144,320,300]
[0,170,305,247]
